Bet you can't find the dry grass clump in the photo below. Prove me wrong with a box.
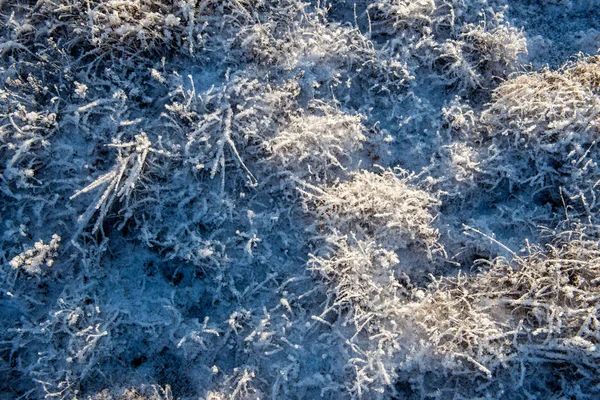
[301,168,441,254]
[88,1,194,53]
[0,77,57,189]
[369,0,526,93]
[91,384,173,400]
[240,7,372,69]
[472,56,600,218]
[481,60,600,146]
[1,0,262,70]
[308,235,412,397]
[432,21,526,92]
[160,73,300,186]
[309,233,411,317]
[238,5,412,98]
[569,55,600,93]
[266,102,366,181]
[83,0,262,56]
[460,22,527,86]
[368,0,492,37]
[7,0,187,61]
[368,0,436,34]
[403,226,600,398]
[301,168,444,396]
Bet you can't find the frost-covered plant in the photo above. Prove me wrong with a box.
[239,7,373,72]
[22,0,262,63]
[460,22,526,85]
[401,226,600,398]
[301,168,443,396]
[9,234,61,275]
[471,56,600,218]
[570,55,600,94]
[88,0,197,55]
[369,0,526,94]
[368,0,491,37]
[481,61,600,147]
[206,368,263,400]
[432,21,526,92]
[301,168,441,255]
[368,0,436,35]
[308,232,426,397]
[8,291,119,398]
[266,102,366,180]
[94,384,173,400]
[309,233,412,318]
[237,5,411,101]
[0,77,57,189]
[434,39,483,92]
[70,132,169,236]
[161,73,299,188]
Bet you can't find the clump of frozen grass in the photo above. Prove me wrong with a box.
[160,73,299,189]
[307,232,411,397]
[9,234,60,275]
[400,225,600,398]
[368,0,436,35]
[239,8,372,72]
[237,4,412,101]
[433,21,526,92]
[471,56,600,218]
[301,168,444,396]
[0,77,57,189]
[481,59,600,147]
[87,0,199,55]
[93,384,173,400]
[369,1,526,93]
[368,0,492,37]
[8,289,119,399]
[570,55,600,93]
[309,232,412,319]
[266,102,366,181]
[462,23,526,70]
[460,22,526,88]
[21,0,264,65]
[205,368,263,400]
[70,132,170,236]
[302,168,441,255]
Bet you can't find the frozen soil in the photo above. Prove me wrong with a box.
[507,0,600,67]
[1,1,599,399]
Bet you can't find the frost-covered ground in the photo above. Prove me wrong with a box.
[1,1,600,399]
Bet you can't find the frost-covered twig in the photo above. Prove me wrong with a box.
[70,132,168,236]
